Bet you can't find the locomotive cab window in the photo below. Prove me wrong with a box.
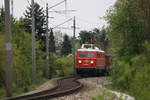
[87,53,94,58]
[79,53,86,57]
[79,52,94,58]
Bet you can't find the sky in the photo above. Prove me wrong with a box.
[0,0,117,36]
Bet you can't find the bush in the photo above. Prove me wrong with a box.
[129,43,150,100]
[111,42,150,100]
[111,60,133,90]
[0,34,5,87]
[55,56,73,77]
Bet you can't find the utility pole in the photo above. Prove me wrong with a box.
[4,0,13,97]
[11,0,13,17]
[46,3,50,79]
[31,0,36,83]
[73,16,76,75]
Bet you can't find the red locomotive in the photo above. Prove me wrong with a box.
[75,44,111,74]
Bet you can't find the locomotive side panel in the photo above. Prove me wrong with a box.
[96,52,106,69]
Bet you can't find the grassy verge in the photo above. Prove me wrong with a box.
[0,78,48,99]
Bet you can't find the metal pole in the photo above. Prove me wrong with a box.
[46,3,50,79]
[4,0,13,97]
[31,0,36,83]
[11,0,13,17]
[73,16,76,75]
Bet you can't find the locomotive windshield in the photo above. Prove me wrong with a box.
[79,52,94,58]
[79,53,86,57]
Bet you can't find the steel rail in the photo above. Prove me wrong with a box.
[2,77,83,100]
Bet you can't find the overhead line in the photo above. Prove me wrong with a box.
[49,10,76,13]
[48,0,66,10]
[76,17,100,25]
[52,18,72,29]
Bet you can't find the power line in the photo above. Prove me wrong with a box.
[52,18,72,29]
[48,0,66,10]
[76,17,100,25]
[49,10,76,14]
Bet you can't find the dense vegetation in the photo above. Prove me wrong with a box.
[79,28,108,50]
[0,3,73,98]
[106,0,150,100]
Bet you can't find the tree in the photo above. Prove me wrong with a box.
[0,7,5,32]
[49,29,56,53]
[79,30,94,44]
[93,28,108,50]
[106,0,144,57]
[61,34,72,56]
[0,33,5,88]
[0,7,4,22]
[78,28,108,50]
[106,0,150,100]
[23,2,46,50]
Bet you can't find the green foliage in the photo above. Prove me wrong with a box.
[0,34,5,87]
[0,5,73,98]
[61,34,72,56]
[79,28,108,50]
[12,20,47,89]
[106,0,150,100]
[55,56,73,77]
[0,17,47,98]
[12,21,33,89]
[111,48,150,100]
[0,7,4,23]
[49,29,56,53]
[79,30,94,44]
[23,2,46,50]
[93,28,108,50]
[0,88,5,98]
[129,42,150,100]
[111,60,133,90]
[48,53,57,78]
[0,7,4,32]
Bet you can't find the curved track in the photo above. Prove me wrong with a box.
[3,77,83,100]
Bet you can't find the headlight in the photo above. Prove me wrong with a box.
[91,61,94,64]
[78,60,82,63]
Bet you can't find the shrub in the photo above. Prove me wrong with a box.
[55,56,73,77]
[111,42,150,100]
[111,60,133,90]
[129,42,150,100]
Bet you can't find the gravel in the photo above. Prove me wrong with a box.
[17,77,110,100]
[50,77,110,100]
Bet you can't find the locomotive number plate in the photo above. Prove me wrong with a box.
[84,60,89,63]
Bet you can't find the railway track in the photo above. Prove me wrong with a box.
[3,77,83,100]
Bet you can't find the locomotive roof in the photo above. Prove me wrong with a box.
[77,48,105,52]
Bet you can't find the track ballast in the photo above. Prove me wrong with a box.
[3,77,83,100]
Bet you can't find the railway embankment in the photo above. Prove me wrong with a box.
[51,77,135,100]
[3,76,135,100]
